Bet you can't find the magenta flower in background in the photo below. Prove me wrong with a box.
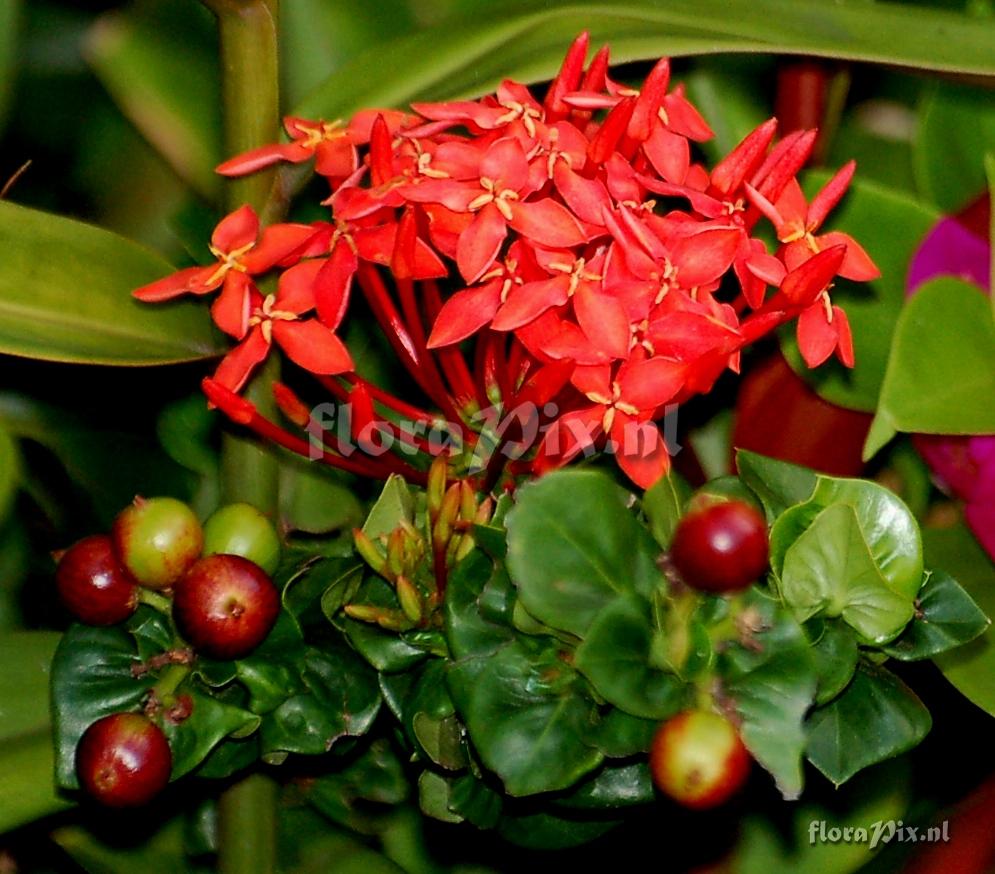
[908,217,995,559]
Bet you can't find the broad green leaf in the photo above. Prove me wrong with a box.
[915,81,995,213]
[0,632,59,744]
[771,476,923,606]
[574,594,684,720]
[51,618,160,788]
[444,550,514,660]
[736,449,817,520]
[418,770,465,823]
[928,524,995,715]
[260,644,380,755]
[865,278,995,458]
[0,731,72,834]
[554,761,654,810]
[806,660,930,786]
[447,773,503,829]
[0,426,19,526]
[279,458,363,536]
[448,637,603,797]
[782,174,938,412]
[642,470,691,548]
[362,474,414,539]
[162,691,259,780]
[406,660,465,770]
[780,503,914,643]
[588,708,658,758]
[296,0,995,122]
[807,620,859,706]
[0,0,19,130]
[85,1,222,199]
[883,570,989,660]
[721,590,816,799]
[506,469,661,637]
[828,105,918,195]
[0,201,222,365]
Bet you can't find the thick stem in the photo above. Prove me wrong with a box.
[200,2,280,872]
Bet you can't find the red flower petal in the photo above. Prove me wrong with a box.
[618,356,687,411]
[492,276,570,331]
[212,205,259,253]
[211,272,256,338]
[779,244,846,306]
[133,266,216,302]
[273,319,354,375]
[276,259,324,314]
[213,327,271,394]
[574,284,631,360]
[508,199,585,248]
[711,118,777,197]
[481,137,530,192]
[671,227,742,287]
[456,204,507,284]
[534,405,604,475]
[818,231,881,282]
[315,138,358,178]
[243,223,317,272]
[808,160,856,231]
[611,413,670,489]
[642,124,690,184]
[833,305,855,367]
[628,58,670,141]
[314,246,358,330]
[796,302,838,367]
[426,280,503,347]
[215,143,310,177]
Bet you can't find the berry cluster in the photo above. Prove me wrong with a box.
[134,32,877,490]
[57,498,282,806]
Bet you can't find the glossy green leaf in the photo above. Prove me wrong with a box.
[588,708,658,758]
[808,620,859,706]
[915,81,995,213]
[506,470,661,637]
[865,278,995,457]
[362,474,414,539]
[574,594,684,720]
[736,450,817,521]
[806,660,930,786]
[928,524,995,715]
[444,550,514,660]
[720,590,816,799]
[51,618,161,789]
[771,476,923,605]
[448,637,603,797]
[296,0,995,122]
[0,201,222,365]
[260,645,380,756]
[782,174,938,412]
[642,470,690,548]
[447,773,503,829]
[883,570,989,661]
[85,1,221,199]
[162,691,259,780]
[780,503,915,644]
[418,770,465,823]
[0,0,18,131]
[555,761,654,810]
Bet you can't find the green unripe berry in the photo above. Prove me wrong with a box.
[202,503,281,575]
[112,497,203,590]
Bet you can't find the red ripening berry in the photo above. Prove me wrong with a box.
[670,499,769,593]
[172,554,280,660]
[75,713,172,807]
[56,535,139,625]
[649,710,751,810]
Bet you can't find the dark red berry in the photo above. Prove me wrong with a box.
[649,710,750,810]
[112,497,203,590]
[173,554,279,660]
[76,713,172,807]
[670,499,769,593]
[56,535,139,625]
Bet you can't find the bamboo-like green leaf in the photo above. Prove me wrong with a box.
[0,200,223,365]
[296,0,995,119]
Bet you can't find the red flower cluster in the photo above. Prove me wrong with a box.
[135,33,878,490]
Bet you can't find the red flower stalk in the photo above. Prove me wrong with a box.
[135,34,877,491]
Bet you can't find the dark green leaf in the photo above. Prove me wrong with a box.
[279,458,363,536]
[51,622,158,788]
[588,709,658,758]
[915,81,995,213]
[736,450,817,520]
[808,619,859,706]
[928,524,995,715]
[574,594,684,720]
[720,590,817,799]
[555,761,654,810]
[362,474,414,538]
[0,426,19,525]
[806,660,931,786]
[54,817,204,874]
[642,470,691,549]
[448,773,503,829]
[84,1,222,198]
[260,645,380,755]
[418,770,465,823]
[865,278,995,457]
[0,631,57,744]
[157,393,218,477]
[445,550,514,660]
[163,691,259,779]
[0,0,19,130]
[884,570,989,660]
[506,469,661,637]
[448,637,602,797]
[780,503,914,643]
[782,175,938,411]
[0,731,72,834]
[0,201,222,365]
[296,0,995,125]
[497,808,618,850]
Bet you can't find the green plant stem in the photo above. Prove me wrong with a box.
[200,2,281,872]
